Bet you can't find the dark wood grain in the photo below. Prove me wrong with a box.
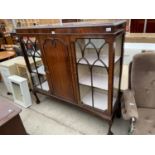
[0,97,27,135]
[146,19,155,33]
[16,20,126,134]
[42,37,75,103]
[130,19,145,33]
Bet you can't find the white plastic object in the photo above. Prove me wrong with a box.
[8,75,32,108]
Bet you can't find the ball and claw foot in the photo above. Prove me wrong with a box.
[7,92,12,95]
[107,130,114,135]
[33,92,40,104]
[36,98,40,104]
[107,121,114,135]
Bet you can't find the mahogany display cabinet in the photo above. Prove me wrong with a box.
[16,20,126,134]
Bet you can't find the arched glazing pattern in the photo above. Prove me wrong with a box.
[75,38,111,111]
[21,36,49,92]
[23,37,41,58]
[76,38,109,69]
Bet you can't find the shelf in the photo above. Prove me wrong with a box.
[32,65,45,75]
[81,88,116,111]
[27,50,41,58]
[79,74,119,90]
[37,81,49,91]
[79,73,108,90]
[77,55,120,67]
[78,65,119,90]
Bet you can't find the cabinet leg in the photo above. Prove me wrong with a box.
[116,109,121,118]
[107,121,113,135]
[116,103,121,118]
[33,92,40,104]
[116,92,122,118]
[7,92,12,95]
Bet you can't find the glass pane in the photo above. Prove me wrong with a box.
[22,36,49,92]
[78,64,91,87]
[75,38,109,67]
[75,38,109,111]
[100,43,109,66]
[92,66,108,90]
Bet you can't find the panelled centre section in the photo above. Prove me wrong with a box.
[42,38,76,103]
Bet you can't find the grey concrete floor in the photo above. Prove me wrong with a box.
[0,81,129,135]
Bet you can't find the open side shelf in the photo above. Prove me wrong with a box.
[36,81,49,91]
[32,65,45,75]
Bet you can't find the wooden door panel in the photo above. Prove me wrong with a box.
[130,19,145,33]
[42,38,75,103]
[146,19,155,33]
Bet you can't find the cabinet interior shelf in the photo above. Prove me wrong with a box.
[32,65,45,75]
[37,81,49,91]
[78,63,119,90]
[27,50,41,58]
[81,87,116,111]
[79,72,119,90]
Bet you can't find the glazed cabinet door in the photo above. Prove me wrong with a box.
[41,36,76,103]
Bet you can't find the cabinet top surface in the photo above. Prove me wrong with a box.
[16,20,126,30]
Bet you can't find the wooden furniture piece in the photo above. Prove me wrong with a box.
[16,20,126,134]
[130,19,155,33]
[0,38,6,48]
[15,19,60,27]
[0,51,16,62]
[130,19,145,33]
[8,75,32,108]
[1,44,14,51]
[0,96,27,135]
[10,32,19,44]
[0,22,6,32]
[4,33,14,44]
[62,19,81,23]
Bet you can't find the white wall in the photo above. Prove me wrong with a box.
[124,43,155,64]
